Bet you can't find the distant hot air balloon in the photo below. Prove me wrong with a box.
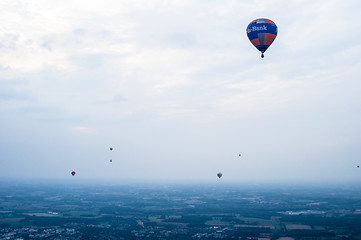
[109,148,113,163]
[239,154,241,157]
[358,165,359,168]
[71,171,76,176]
[246,18,278,58]
[217,172,222,179]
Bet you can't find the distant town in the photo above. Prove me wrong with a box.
[1,180,361,239]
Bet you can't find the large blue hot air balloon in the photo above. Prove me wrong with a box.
[246,18,278,58]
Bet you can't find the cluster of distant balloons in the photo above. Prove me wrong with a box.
[70,147,114,177]
[70,149,359,179]
[71,148,241,179]
[69,19,360,178]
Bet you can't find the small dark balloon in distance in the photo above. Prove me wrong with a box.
[71,171,76,176]
[110,159,112,162]
[217,172,222,179]
[110,148,113,151]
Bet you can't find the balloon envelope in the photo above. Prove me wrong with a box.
[217,172,222,178]
[246,18,277,57]
[71,171,76,176]
[110,148,113,151]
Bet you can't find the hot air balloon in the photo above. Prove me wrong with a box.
[358,165,359,168]
[217,172,222,179]
[71,171,76,176]
[239,154,241,157]
[109,148,113,163]
[246,18,277,58]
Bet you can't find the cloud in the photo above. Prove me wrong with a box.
[94,94,127,104]
[0,78,29,101]
[156,108,198,121]
[71,126,96,133]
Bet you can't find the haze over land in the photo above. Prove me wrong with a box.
[1,1,361,183]
[1,181,361,239]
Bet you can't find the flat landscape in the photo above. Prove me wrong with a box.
[1,180,361,239]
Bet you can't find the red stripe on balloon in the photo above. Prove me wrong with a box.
[264,19,275,25]
[264,33,276,46]
[251,38,260,47]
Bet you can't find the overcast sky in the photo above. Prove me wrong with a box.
[1,0,361,183]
